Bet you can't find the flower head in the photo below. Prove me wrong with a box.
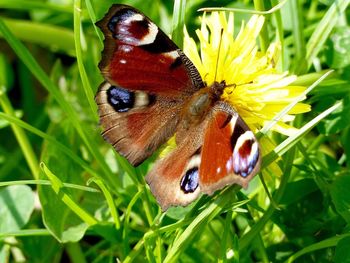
[183,12,310,136]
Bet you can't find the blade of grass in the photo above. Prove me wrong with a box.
[218,210,233,263]
[122,189,143,257]
[65,242,86,263]
[0,229,51,238]
[289,0,307,73]
[263,101,341,167]
[292,70,332,86]
[89,178,120,230]
[171,0,186,47]
[0,89,39,179]
[163,186,240,263]
[253,0,269,52]
[285,233,350,263]
[270,0,284,69]
[0,112,99,179]
[85,0,103,43]
[40,163,98,226]
[0,18,116,186]
[274,103,341,156]
[239,147,296,250]
[123,239,145,263]
[0,179,99,193]
[305,0,350,70]
[259,70,333,136]
[73,0,98,119]
[0,0,72,13]
[0,18,75,56]
[198,0,288,14]
[155,236,164,263]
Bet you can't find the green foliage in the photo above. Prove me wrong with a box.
[0,185,35,233]
[0,0,350,262]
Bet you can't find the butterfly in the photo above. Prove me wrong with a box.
[95,4,261,211]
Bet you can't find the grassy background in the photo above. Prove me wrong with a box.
[1,0,350,262]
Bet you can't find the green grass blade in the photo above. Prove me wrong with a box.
[240,147,296,250]
[163,187,240,263]
[305,0,350,70]
[253,0,269,52]
[198,0,288,14]
[288,0,307,73]
[0,229,51,238]
[0,18,115,184]
[270,0,284,69]
[0,89,39,179]
[91,178,120,230]
[40,163,98,226]
[263,101,341,166]
[0,18,75,56]
[85,0,103,43]
[285,233,350,263]
[73,0,98,119]
[0,0,72,13]
[0,112,99,178]
[259,70,333,135]
[171,0,186,47]
[0,179,99,193]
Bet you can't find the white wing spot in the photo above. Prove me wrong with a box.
[125,14,144,24]
[123,14,158,45]
[234,131,255,150]
[134,91,150,107]
[101,82,111,91]
[164,51,179,60]
[138,22,158,45]
[186,154,201,170]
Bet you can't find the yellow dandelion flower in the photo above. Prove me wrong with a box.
[183,12,311,137]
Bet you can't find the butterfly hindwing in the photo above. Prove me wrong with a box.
[146,102,261,210]
[145,121,205,210]
[95,4,204,165]
[199,102,261,195]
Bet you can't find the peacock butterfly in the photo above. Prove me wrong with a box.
[95,4,261,210]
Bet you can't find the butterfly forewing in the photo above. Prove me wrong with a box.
[96,82,182,166]
[95,5,203,165]
[96,4,203,94]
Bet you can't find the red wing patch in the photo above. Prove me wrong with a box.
[199,105,261,195]
[96,4,203,96]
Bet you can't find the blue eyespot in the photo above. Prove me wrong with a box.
[180,168,199,193]
[107,86,134,112]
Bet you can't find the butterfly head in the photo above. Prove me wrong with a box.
[209,81,226,100]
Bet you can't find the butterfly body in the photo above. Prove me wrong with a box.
[96,4,261,210]
[181,81,225,129]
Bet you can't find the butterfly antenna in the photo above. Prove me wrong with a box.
[214,28,224,82]
[225,81,253,88]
